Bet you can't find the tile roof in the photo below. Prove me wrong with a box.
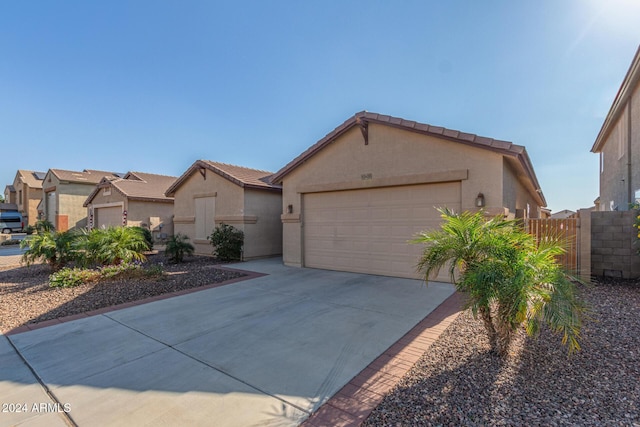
[16,170,45,189]
[270,111,545,206]
[165,160,281,196]
[50,169,122,184]
[84,172,177,206]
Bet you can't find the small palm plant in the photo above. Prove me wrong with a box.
[414,208,585,357]
[21,228,79,271]
[77,226,148,267]
[165,233,195,263]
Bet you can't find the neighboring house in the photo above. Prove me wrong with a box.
[4,185,16,204]
[42,169,123,231]
[591,45,640,211]
[165,160,282,260]
[84,171,177,239]
[270,111,546,281]
[550,209,576,219]
[11,170,45,227]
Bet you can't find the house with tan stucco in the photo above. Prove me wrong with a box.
[42,169,122,231]
[9,170,45,227]
[165,160,282,260]
[270,111,546,281]
[591,46,640,211]
[84,172,177,239]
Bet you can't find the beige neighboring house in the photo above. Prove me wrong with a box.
[270,111,546,281]
[4,185,16,204]
[43,169,122,231]
[591,45,640,211]
[84,172,176,239]
[550,209,576,219]
[165,160,283,260]
[11,170,45,227]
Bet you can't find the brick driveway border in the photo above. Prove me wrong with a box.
[301,291,465,427]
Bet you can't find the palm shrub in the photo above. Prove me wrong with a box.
[76,226,148,267]
[208,223,244,261]
[21,229,79,271]
[165,233,194,263]
[414,208,585,357]
[131,226,153,250]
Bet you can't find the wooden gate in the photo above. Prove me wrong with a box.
[527,218,580,272]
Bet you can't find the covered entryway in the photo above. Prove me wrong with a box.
[95,206,123,228]
[303,182,461,280]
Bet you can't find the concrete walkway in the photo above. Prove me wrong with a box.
[1,259,455,427]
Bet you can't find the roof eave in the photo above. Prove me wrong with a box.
[591,46,640,153]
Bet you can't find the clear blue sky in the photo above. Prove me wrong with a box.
[2,1,640,213]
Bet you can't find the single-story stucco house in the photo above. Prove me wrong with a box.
[270,111,546,281]
[84,172,177,239]
[42,169,123,231]
[165,160,282,260]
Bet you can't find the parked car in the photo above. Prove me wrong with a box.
[0,211,24,234]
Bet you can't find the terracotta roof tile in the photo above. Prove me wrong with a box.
[165,160,281,197]
[50,169,122,184]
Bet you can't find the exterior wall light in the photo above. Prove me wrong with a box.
[287,204,293,214]
[475,193,485,208]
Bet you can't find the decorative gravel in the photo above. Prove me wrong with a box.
[363,279,640,427]
[0,254,246,332]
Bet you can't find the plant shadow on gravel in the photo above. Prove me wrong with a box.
[364,281,640,426]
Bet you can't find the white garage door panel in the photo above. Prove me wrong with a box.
[95,206,122,228]
[304,182,461,280]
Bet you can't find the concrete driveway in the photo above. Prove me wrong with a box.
[1,258,454,427]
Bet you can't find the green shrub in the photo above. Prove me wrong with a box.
[208,223,244,261]
[131,226,153,250]
[76,226,148,267]
[35,219,54,233]
[49,267,100,288]
[21,229,80,271]
[24,225,35,235]
[165,233,194,263]
[99,262,142,279]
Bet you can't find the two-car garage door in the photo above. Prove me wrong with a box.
[303,182,461,281]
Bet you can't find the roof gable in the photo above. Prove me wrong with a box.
[270,111,545,206]
[15,169,45,189]
[84,172,177,206]
[165,160,282,197]
[591,46,640,153]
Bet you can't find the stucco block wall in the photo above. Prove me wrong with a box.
[590,211,640,278]
[280,123,515,267]
[630,83,640,205]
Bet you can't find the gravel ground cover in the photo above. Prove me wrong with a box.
[0,254,246,332]
[364,279,640,427]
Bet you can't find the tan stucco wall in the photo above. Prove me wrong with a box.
[44,173,97,230]
[280,123,520,267]
[12,175,42,226]
[599,104,629,211]
[503,159,541,219]
[127,200,174,237]
[172,168,282,259]
[241,189,283,259]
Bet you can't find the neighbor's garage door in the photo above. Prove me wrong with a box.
[303,182,461,281]
[95,206,122,228]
